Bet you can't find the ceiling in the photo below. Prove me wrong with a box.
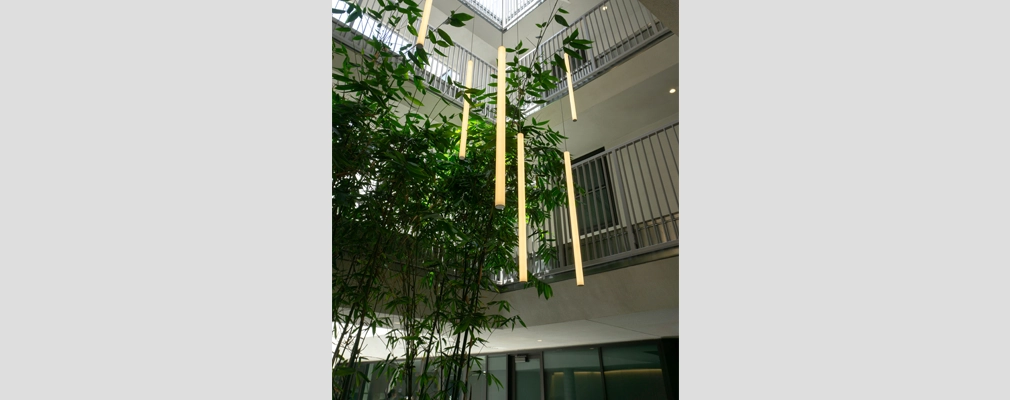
[470,308,678,355]
[343,254,679,361]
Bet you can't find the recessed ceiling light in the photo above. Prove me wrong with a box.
[669,88,676,94]
[537,339,542,342]
[601,6,608,10]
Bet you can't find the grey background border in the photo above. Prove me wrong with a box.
[0,1,330,398]
[3,0,1010,399]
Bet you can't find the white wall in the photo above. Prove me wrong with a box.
[484,255,678,327]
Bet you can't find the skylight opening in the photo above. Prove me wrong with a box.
[459,0,546,31]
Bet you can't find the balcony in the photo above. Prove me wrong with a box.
[332,0,673,117]
[333,0,677,287]
[497,121,679,286]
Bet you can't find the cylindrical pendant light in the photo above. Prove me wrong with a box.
[563,53,578,122]
[564,151,584,286]
[459,60,474,159]
[517,133,527,282]
[416,0,433,47]
[494,46,506,209]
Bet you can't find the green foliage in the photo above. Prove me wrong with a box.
[447,11,474,27]
[333,1,592,399]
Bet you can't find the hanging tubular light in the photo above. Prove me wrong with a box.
[494,46,506,209]
[416,0,433,47]
[563,53,578,122]
[518,133,527,282]
[564,151,584,286]
[459,60,474,159]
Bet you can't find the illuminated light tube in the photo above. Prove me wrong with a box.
[416,0,433,47]
[495,46,506,209]
[563,53,578,122]
[563,151,584,286]
[518,133,527,282]
[459,60,474,159]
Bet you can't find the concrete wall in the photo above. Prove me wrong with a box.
[485,255,678,327]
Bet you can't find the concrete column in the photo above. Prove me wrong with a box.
[564,368,576,400]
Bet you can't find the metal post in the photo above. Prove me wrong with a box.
[642,135,673,242]
[590,158,614,256]
[611,150,638,249]
[650,130,679,241]
[577,160,589,260]
[632,139,662,244]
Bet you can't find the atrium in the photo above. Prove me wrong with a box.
[333,0,678,398]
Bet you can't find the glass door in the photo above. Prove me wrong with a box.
[513,353,544,400]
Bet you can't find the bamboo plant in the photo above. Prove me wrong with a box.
[332,1,591,398]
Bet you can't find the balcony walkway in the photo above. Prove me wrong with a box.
[332,0,673,117]
[497,121,678,287]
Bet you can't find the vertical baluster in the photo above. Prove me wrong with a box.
[662,126,680,214]
[602,2,619,62]
[612,149,637,250]
[628,0,643,44]
[624,0,641,44]
[565,171,578,267]
[623,142,650,246]
[649,131,678,240]
[626,0,646,37]
[571,162,586,261]
[556,190,569,267]
[614,0,634,50]
[586,158,604,257]
[590,158,612,256]
[588,11,604,67]
[571,162,585,261]
[630,140,659,245]
[582,160,599,259]
[641,136,672,242]
[591,159,607,258]
[601,1,620,52]
[580,17,596,75]
[634,0,650,39]
[575,161,595,261]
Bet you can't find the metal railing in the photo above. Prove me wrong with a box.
[519,0,670,110]
[332,1,497,119]
[498,122,679,284]
[335,0,672,119]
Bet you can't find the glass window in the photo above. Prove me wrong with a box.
[601,344,667,400]
[364,362,394,400]
[574,157,620,234]
[487,355,509,400]
[543,347,605,400]
[467,356,488,400]
[514,355,542,400]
